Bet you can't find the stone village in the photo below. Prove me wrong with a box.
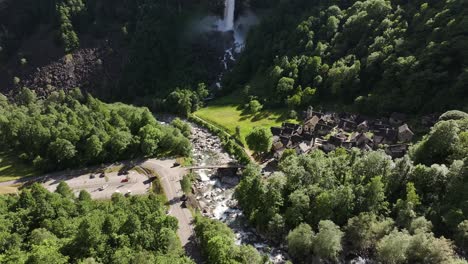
[270,107,436,159]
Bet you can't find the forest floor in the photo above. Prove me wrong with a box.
[194,94,296,145]
[0,151,39,182]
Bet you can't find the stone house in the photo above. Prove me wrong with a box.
[291,134,304,147]
[315,122,333,137]
[339,119,357,132]
[350,132,373,148]
[329,135,345,147]
[373,128,398,145]
[280,136,292,148]
[357,121,369,132]
[302,132,315,145]
[398,124,414,142]
[385,144,408,158]
[283,123,303,135]
[282,127,294,137]
[296,142,312,155]
[271,127,282,136]
[303,115,320,133]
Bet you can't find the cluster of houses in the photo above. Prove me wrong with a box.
[271,108,420,159]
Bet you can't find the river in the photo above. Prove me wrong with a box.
[189,123,288,263]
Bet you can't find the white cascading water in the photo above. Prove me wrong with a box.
[223,0,235,31]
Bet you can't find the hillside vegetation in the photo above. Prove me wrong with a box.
[225,0,468,114]
[0,183,193,263]
[235,111,468,263]
[0,88,191,172]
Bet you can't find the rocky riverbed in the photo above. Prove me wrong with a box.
[188,122,288,263]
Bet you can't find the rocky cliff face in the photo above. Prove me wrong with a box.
[0,27,127,99]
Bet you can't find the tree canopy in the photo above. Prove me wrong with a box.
[0,88,191,171]
[0,183,193,263]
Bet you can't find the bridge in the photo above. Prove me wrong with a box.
[186,164,245,170]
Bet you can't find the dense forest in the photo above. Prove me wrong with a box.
[225,0,468,114]
[0,88,191,172]
[0,0,268,105]
[235,111,468,263]
[0,183,193,264]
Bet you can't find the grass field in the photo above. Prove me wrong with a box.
[0,150,39,183]
[194,94,297,145]
[0,186,19,194]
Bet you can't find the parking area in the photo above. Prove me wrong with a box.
[43,166,152,199]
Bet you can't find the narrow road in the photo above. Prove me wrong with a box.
[141,159,201,262]
[141,159,193,244]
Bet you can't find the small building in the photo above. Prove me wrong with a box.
[280,136,292,148]
[271,127,282,136]
[315,123,333,137]
[329,135,345,147]
[296,142,312,155]
[339,119,357,132]
[282,127,294,137]
[291,134,303,147]
[350,132,373,148]
[272,141,284,152]
[273,148,286,160]
[398,124,414,142]
[283,123,302,135]
[304,115,320,133]
[385,144,408,158]
[374,128,398,145]
[272,135,280,143]
[357,121,369,132]
[390,112,407,125]
[302,132,315,145]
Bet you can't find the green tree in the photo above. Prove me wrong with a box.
[287,223,314,261]
[55,181,74,199]
[245,99,263,114]
[376,230,411,264]
[312,220,343,261]
[345,213,394,253]
[245,127,273,154]
[48,138,77,164]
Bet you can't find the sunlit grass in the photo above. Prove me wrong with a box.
[194,94,297,145]
[0,150,39,183]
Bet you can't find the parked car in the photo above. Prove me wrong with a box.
[99,184,109,191]
[181,194,188,201]
[99,173,105,178]
[173,162,181,167]
[121,178,129,183]
[89,174,96,179]
[118,170,129,176]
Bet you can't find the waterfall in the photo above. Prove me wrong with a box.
[223,0,235,31]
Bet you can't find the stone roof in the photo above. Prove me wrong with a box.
[398,123,413,135]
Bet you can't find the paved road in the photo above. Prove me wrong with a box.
[141,159,194,245]
[141,159,201,262]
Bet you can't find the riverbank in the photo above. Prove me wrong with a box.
[186,120,288,263]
